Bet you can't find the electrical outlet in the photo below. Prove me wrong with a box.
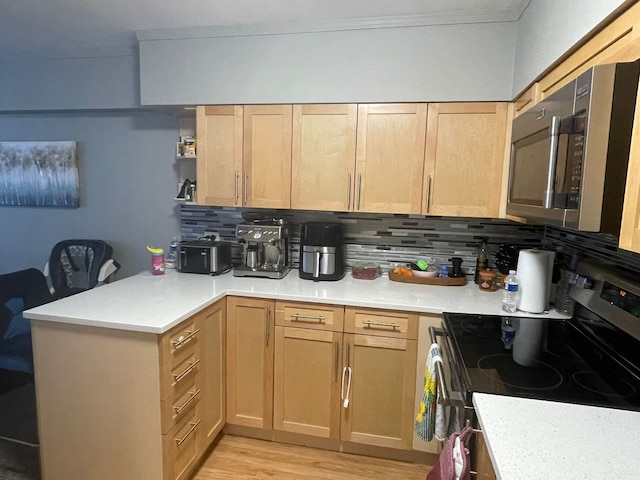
[205,231,219,240]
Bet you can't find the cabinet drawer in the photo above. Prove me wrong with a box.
[345,308,418,339]
[159,316,201,369]
[276,301,344,331]
[163,405,201,480]
[161,349,201,399]
[161,373,201,434]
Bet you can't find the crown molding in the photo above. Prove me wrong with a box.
[136,9,519,42]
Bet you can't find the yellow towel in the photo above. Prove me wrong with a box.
[415,343,442,441]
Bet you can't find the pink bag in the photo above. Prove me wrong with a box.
[426,426,474,480]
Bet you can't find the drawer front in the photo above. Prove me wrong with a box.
[160,316,201,369]
[163,406,201,480]
[161,350,201,399]
[344,308,418,339]
[161,373,201,434]
[276,301,344,331]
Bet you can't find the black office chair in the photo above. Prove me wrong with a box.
[0,268,53,448]
[45,239,120,299]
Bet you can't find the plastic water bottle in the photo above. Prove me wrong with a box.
[166,237,179,269]
[502,270,519,313]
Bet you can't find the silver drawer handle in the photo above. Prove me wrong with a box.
[363,320,400,330]
[291,314,326,323]
[171,329,199,348]
[174,419,201,446]
[173,389,201,415]
[172,359,200,383]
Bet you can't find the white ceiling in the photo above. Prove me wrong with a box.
[0,0,525,60]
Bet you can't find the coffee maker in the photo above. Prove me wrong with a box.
[299,222,345,281]
[233,219,291,279]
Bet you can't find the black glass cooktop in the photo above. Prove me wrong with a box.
[443,309,640,411]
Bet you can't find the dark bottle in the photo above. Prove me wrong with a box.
[474,240,489,284]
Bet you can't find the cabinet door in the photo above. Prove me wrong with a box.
[355,104,426,214]
[273,326,342,438]
[340,333,417,450]
[226,296,274,429]
[243,105,292,208]
[423,103,508,217]
[196,105,243,206]
[620,85,640,253]
[291,104,358,211]
[197,299,226,448]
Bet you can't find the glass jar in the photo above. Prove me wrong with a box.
[478,269,497,291]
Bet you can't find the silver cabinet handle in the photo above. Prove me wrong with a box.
[291,313,325,323]
[171,329,200,349]
[174,420,200,446]
[172,360,200,383]
[243,171,248,206]
[363,320,400,330]
[347,173,352,210]
[544,115,561,209]
[425,175,431,213]
[356,173,362,210]
[334,341,340,382]
[265,306,271,345]
[173,389,200,415]
[234,170,239,205]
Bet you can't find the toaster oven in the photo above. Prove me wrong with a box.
[177,240,232,275]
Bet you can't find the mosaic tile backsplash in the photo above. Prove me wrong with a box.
[180,205,545,276]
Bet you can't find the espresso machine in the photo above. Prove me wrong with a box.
[233,219,291,279]
[299,222,345,281]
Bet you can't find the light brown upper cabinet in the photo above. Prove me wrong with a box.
[243,105,292,208]
[423,102,508,217]
[355,104,427,214]
[196,105,243,206]
[291,104,358,211]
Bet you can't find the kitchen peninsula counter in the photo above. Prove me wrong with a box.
[473,393,640,479]
[24,270,567,333]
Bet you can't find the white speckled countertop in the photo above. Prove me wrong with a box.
[23,269,567,333]
[473,393,640,479]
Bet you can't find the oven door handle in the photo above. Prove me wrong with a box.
[429,325,465,409]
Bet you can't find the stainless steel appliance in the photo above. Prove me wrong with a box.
[299,222,345,281]
[507,61,640,233]
[177,239,232,275]
[233,219,291,279]
[432,261,640,430]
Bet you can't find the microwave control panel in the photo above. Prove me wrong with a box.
[554,114,586,209]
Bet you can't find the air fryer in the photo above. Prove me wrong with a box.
[299,222,345,281]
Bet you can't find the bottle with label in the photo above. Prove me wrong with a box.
[166,237,179,269]
[502,269,519,313]
[474,240,489,284]
[500,317,516,349]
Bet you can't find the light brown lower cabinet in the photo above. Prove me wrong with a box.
[226,296,275,429]
[340,307,418,450]
[31,299,225,480]
[475,432,497,480]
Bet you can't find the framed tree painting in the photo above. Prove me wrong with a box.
[0,141,79,208]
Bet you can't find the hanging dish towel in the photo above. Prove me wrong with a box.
[415,343,443,442]
[426,426,474,480]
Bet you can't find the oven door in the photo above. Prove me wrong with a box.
[429,325,473,429]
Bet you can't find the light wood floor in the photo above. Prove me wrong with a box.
[193,435,431,480]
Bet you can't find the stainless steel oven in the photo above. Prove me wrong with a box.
[432,261,640,430]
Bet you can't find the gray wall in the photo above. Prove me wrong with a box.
[513,0,624,96]
[0,47,140,111]
[139,22,517,105]
[0,111,180,278]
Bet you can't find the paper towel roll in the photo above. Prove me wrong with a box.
[516,249,555,313]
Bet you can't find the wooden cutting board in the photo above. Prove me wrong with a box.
[388,272,467,286]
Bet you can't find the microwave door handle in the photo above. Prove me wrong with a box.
[544,116,562,209]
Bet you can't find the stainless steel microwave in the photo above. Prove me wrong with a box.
[507,61,640,234]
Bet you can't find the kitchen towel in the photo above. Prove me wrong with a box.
[415,343,444,442]
[426,426,474,480]
[516,249,555,313]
